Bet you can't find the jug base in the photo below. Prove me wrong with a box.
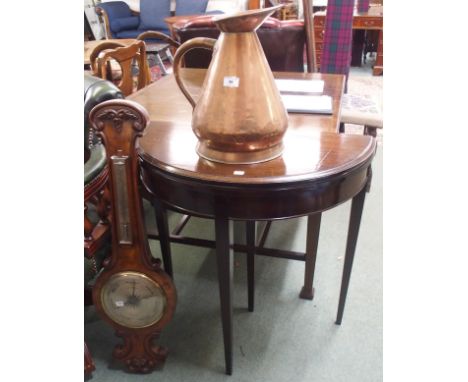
[197,142,284,164]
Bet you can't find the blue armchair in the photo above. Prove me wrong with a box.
[96,1,224,40]
[175,0,224,16]
[97,0,171,38]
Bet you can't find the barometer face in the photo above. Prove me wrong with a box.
[100,271,167,329]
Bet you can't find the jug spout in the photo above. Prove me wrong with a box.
[213,4,284,33]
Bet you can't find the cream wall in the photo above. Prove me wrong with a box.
[205,0,249,14]
[101,0,249,14]
[100,0,140,11]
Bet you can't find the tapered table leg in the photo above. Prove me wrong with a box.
[215,216,233,375]
[155,53,168,75]
[336,186,367,325]
[300,213,322,300]
[246,220,256,312]
[153,200,173,278]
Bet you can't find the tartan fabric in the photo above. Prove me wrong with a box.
[356,0,370,12]
[320,0,355,81]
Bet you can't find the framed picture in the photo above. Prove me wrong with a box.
[84,0,106,40]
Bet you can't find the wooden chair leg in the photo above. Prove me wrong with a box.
[246,220,256,312]
[165,48,174,64]
[153,200,173,278]
[84,287,94,306]
[155,53,168,76]
[364,125,377,137]
[84,342,96,375]
[365,165,373,193]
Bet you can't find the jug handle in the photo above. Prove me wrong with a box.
[173,37,217,108]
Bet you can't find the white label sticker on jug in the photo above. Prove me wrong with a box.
[223,76,240,88]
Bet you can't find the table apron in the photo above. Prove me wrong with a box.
[140,162,371,220]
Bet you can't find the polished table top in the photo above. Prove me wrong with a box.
[129,68,345,138]
[129,69,377,190]
[140,122,375,185]
[129,68,376,220]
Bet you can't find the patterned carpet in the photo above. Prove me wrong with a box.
[345,63,383,142]
[147,53,172,83]
[348,72,383,110]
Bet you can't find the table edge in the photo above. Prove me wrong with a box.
[139,134,377,185]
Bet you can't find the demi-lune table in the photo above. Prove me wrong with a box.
[129,69,377,374]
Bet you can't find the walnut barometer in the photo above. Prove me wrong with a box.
[89,99,176,373]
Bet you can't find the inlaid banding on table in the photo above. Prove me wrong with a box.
[139,127,377,185]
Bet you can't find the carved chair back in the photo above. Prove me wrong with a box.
[96,40,150,96]
[89,41,126,75]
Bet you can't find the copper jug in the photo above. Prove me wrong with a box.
[173,5,288,164]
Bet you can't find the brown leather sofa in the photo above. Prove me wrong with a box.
[173,16,306,72]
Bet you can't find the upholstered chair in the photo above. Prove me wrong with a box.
[97,0,172,38]
[97,0,223,39]
[175,0,224,16]
[96,1,142,38]
[340,94,383,137]
[84,73,124,375]
[173,16,306,71]
[84,73,123,298]
[138,0,172,36]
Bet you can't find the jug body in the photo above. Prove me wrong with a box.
[173,6,288,164]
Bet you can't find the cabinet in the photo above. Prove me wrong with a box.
[374,29,383,75]
[313,7,383,75]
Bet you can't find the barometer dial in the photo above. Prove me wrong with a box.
[100,271,167,328]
